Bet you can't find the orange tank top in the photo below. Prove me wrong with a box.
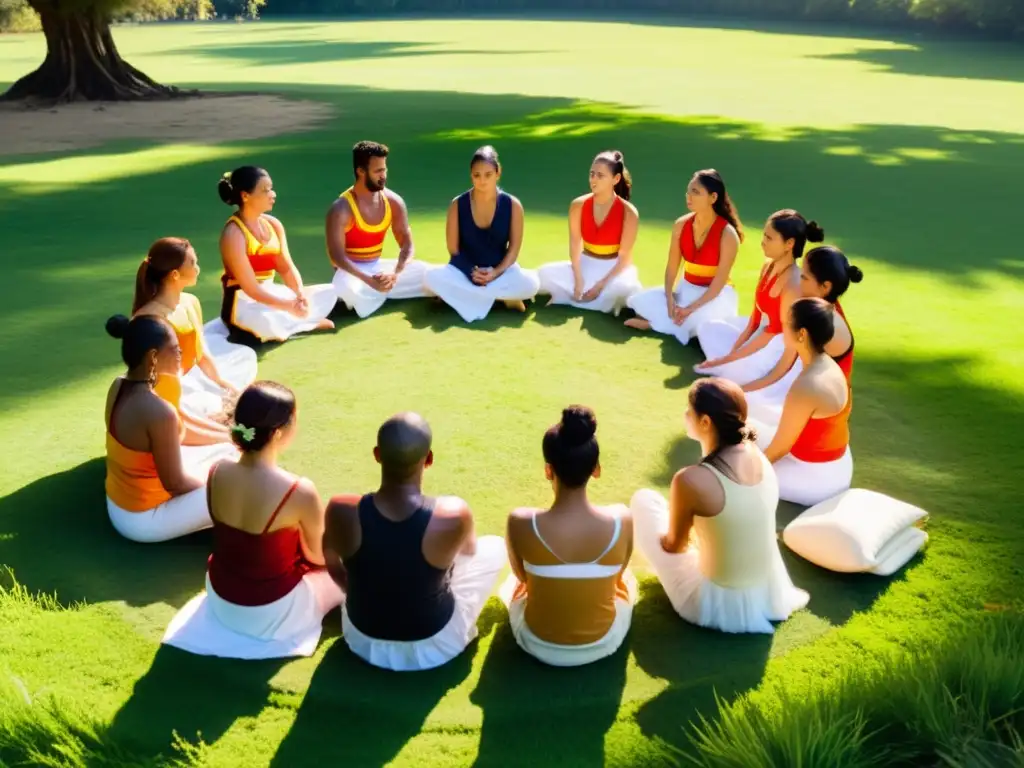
[105,380,181,512]
[580,196,624,258]
[340,188,392,262]
[162,293,206,375]
[680,215,728,287]
[790,386,852,463]
[223,216,281,287]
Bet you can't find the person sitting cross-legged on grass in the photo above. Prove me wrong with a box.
[104,314,238,544]
[216,165,337,344]
[131,236,257,432]
[630,378,808,634]
[746,298,854,507]
[423,144,540,323]
[327,140,432,318]
[162,381,344,659]
[500,406,637,667]
[625,168,742,343]
[694,210,822,385]
[743,246,862,426]
[323,412,506,671]
[537,150,643,315]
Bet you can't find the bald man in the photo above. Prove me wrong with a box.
[323,412,506,671]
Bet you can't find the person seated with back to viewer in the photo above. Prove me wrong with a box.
[322,412,506,671]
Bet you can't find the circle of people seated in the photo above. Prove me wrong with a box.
[102,141,929,668]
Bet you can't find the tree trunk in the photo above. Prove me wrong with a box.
[1,8,190,104]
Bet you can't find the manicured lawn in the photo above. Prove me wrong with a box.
[0,16,1022,767]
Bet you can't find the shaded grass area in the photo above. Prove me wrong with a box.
[0,19,1022,768]
[0,88,1023,415]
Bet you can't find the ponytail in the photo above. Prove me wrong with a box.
[688,378,756,483]
[595,150,632,201]
[693,169,744,242]
[131,238,192,315]
[132,259,159,314]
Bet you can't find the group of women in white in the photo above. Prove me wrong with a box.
[101,141,868,668]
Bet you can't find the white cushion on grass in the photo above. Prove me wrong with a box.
[782,488,928,575]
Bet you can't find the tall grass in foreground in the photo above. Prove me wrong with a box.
[0,574,204,768]
[684,613,1024,767]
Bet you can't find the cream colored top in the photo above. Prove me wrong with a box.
[695,452,780,589]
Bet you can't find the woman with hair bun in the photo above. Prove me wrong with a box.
[537,150,643,315]
[626,169,742,342]
[423,145,541,323]
[132,236,257,426]
[217,166,337,343]
[163,381,344,659]
[501,405,637,666]
[748,298,854,506]
[745,246,863,425]
[695,210,823,385]
[104,314,237,543]
[630,378,808,634]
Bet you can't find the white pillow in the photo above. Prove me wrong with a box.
[782,488,928,575]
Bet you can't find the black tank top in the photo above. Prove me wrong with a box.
[344,494,456,641]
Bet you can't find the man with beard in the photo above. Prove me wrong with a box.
[328,141,431,318]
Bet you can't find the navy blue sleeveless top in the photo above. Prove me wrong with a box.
[343,494,456,641]
[449,189,512,278]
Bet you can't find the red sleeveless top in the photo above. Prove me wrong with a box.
[833,301,855,383]
[580,196,625,258]
[754,265,789,334]
[680,216,728,287]
[222,216,280,288]
[206,469,318,606]
[791,385,852,463]
[340,188,392,262]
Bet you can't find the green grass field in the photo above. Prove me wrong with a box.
[1,16,1023,767]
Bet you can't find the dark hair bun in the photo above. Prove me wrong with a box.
[217,177,236,206]
[847,264,864,283]
[806,221,825,242]
[560,405,597,446]
[106,314,130,339]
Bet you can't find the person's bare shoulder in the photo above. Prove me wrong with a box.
[433,494,471,523]
[384,188,407,209]
[622,199,640,219]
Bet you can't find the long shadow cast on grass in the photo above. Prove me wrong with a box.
[271,615,489,767]
[106,645,290,756]
[470,611,630,767]
[0,458,211,609]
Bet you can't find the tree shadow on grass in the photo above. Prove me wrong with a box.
[1,84,1022,410]
[470,617,629,767]
[106,645,288,756]
[806,40,1024,84]
[0,458,211,609]
[270,631,481,767]
[175,39,545,67]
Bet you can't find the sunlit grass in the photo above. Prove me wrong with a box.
[0,17,1022,768]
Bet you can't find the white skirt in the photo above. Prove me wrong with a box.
[626,282,738,344]
[227,281,337,343]
[498,571,636,667]
[106,443,238,543]
[695,315,787,386]
[537,254,642,315]
[178,336,258,420]
[161,571,345,660]
[630,489,809,634]
[341,535,506,671]
[750,418,855,507]
[423,263,540,323]
[332,258,431,318]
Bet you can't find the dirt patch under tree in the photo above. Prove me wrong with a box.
[0,94,335,157]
